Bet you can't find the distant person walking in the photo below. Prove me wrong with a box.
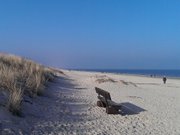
[163,76,167,84]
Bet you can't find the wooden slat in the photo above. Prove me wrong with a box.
[95,87,111,100]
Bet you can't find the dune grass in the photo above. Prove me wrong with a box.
[0,54,56,115]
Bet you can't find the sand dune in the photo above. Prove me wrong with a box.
[1,70,180,134]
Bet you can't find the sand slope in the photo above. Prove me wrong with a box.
[1,70,180,135]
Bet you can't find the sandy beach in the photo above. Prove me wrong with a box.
[1,69,180,135]
[1,0,180,134]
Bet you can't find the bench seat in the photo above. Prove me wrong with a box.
[97,96,121,108]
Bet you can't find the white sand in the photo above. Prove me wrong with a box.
[1,70,180,135]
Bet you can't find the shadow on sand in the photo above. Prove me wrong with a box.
[119,102,146,116]
[17,75,92,134]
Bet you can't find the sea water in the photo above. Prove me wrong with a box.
[76,69,180,78]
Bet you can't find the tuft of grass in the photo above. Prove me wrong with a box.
[7,85,23,116]
[0,53,56,115]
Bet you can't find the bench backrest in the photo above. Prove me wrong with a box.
[95,87,111,100]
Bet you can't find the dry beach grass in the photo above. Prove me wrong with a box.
[0,54,55,115]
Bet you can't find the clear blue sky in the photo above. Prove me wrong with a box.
[0,0,180,69]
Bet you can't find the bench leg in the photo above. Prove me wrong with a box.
[106,106,119,114]
[97,101,106,107]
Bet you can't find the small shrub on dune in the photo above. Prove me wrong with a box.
[0,54,56,115]
[25,67,46,97]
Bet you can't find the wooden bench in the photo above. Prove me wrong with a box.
[95,87,121,114]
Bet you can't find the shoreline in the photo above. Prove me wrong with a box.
[65,69,180,80]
